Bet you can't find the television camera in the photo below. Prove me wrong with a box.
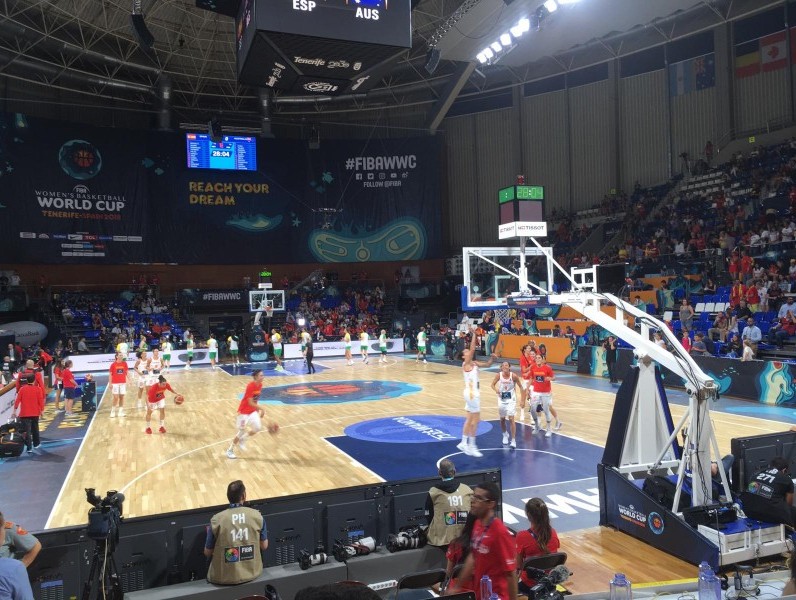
[82,488,125,600]
[525,565,572,600]
[298,543,328,570]
[332,536,376,562]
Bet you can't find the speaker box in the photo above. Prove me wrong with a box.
[425,48,441,75]
[130,13,155,49]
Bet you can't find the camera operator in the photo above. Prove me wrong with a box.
[739,457,796,527]
[204,480,268,585]
[0,512,40,569]
[425,459,473,547]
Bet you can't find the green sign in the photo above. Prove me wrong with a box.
[498,185,544,203]
[259,270,272,278]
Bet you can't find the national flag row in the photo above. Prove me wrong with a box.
[735,29,793,78]
[669,53,715,97]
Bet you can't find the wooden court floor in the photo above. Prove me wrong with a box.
[46,357,791,591]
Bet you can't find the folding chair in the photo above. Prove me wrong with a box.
[393,568,447,599]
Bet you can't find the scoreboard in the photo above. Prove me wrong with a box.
[186,133,258,171]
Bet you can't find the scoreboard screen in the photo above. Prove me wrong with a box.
[254,0,412,49]
[186,133,258,171]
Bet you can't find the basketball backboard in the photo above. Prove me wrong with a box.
[248,289,285,313]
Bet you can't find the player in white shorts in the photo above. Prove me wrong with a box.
[491,362,524,449]
[108,352,129,418]
[134,350,149,409]
[457,325,496,457]
[147,349,163,386]
[207,333,218,370]
[161,338,172,371]
[343,328,353,366]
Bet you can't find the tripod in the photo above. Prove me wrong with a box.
[82,538,123,600]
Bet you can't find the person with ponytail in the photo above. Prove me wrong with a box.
[515,498,560,595]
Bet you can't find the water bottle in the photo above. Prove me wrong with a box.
[488,594,499,600]
[698,562,722,600]
[610,573,632,600]
[479,574,492,599]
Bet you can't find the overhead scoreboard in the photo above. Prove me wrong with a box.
[236,0,411,95]
[498,184,547,239]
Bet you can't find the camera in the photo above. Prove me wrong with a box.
[332,536,376,562]
[526,565,571,600]
[85,488,125,547]
[386,526,427,553]
[299,543,328,570]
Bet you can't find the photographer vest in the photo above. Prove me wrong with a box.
[207,506,264,585]
[427,482,473,546]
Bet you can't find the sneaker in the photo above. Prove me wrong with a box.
[365,358,369,364]
[27,449,33,454]
[469,446,483,458]
[64,412,74,417]
[110,409,117,418]
[502,432,509,445]
[184,365,191,370]
[226,449,237,459]
[56,408,65,413]
[145,427,152,434]
[237,438,246,452]
[456,441,469,454]
[423,359,427,363]
[555,421,563,431]
[509,438,516,448]
[158,426,167,434]
[33,444,41,449]
[118,409,126,418]
[545,429,552,438]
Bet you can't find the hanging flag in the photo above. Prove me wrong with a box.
[669,58,693,96]
[694,53,715,90]
[735,39,761,78]
[761,30,788,71]
[669,53,715,96]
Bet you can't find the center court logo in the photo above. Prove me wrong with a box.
[344,415,492,444]
[261,380,420,405]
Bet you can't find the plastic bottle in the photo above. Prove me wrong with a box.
[697,561,722,600]
[479,575,492,600]
[610,573,632,600]
[488,594,499,600]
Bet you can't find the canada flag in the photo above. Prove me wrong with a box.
[761,30,787,72]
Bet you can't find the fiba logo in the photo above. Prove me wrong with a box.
[73,184,90,195]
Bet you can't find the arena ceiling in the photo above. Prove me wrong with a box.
[0,0,784,133]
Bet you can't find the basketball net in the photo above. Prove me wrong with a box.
[264,303,273,319]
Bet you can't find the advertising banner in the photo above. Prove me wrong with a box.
[283,338,405,359]
[0,114,442,265]
[67,352,211,373]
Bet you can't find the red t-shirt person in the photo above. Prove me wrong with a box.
[237,380,263,415]
[516,528,560,588]
[148,381,174,404]
[530,363,554,394]
[109,360,129,384]
[14,381,45,417]
[471,517,516,600]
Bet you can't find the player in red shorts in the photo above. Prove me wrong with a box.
[109,352,129,418]
[145,375,180,434]
[226,370,272,459]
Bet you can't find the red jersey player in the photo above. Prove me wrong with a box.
[109,352,129,418]
[226,370,277,459]
[145,375,179,434]
[529,353,557,437]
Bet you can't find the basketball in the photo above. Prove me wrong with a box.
[268,422,280,434]
[174,395,185,405]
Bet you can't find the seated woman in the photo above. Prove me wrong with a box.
[443,513,476,594]
[515,498,560,596]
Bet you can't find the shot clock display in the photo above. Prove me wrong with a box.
[186,133,257,171]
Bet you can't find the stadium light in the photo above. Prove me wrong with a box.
[476,53,487,64]
[500,33,512,46]
[490,41,502,52]
[544,0,558,12]
[510,24,523,37]
[483,47,494,59]
[518,17,530,32]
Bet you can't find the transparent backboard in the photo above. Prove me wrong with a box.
[461,246,555,310]
[248,289,285,313]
